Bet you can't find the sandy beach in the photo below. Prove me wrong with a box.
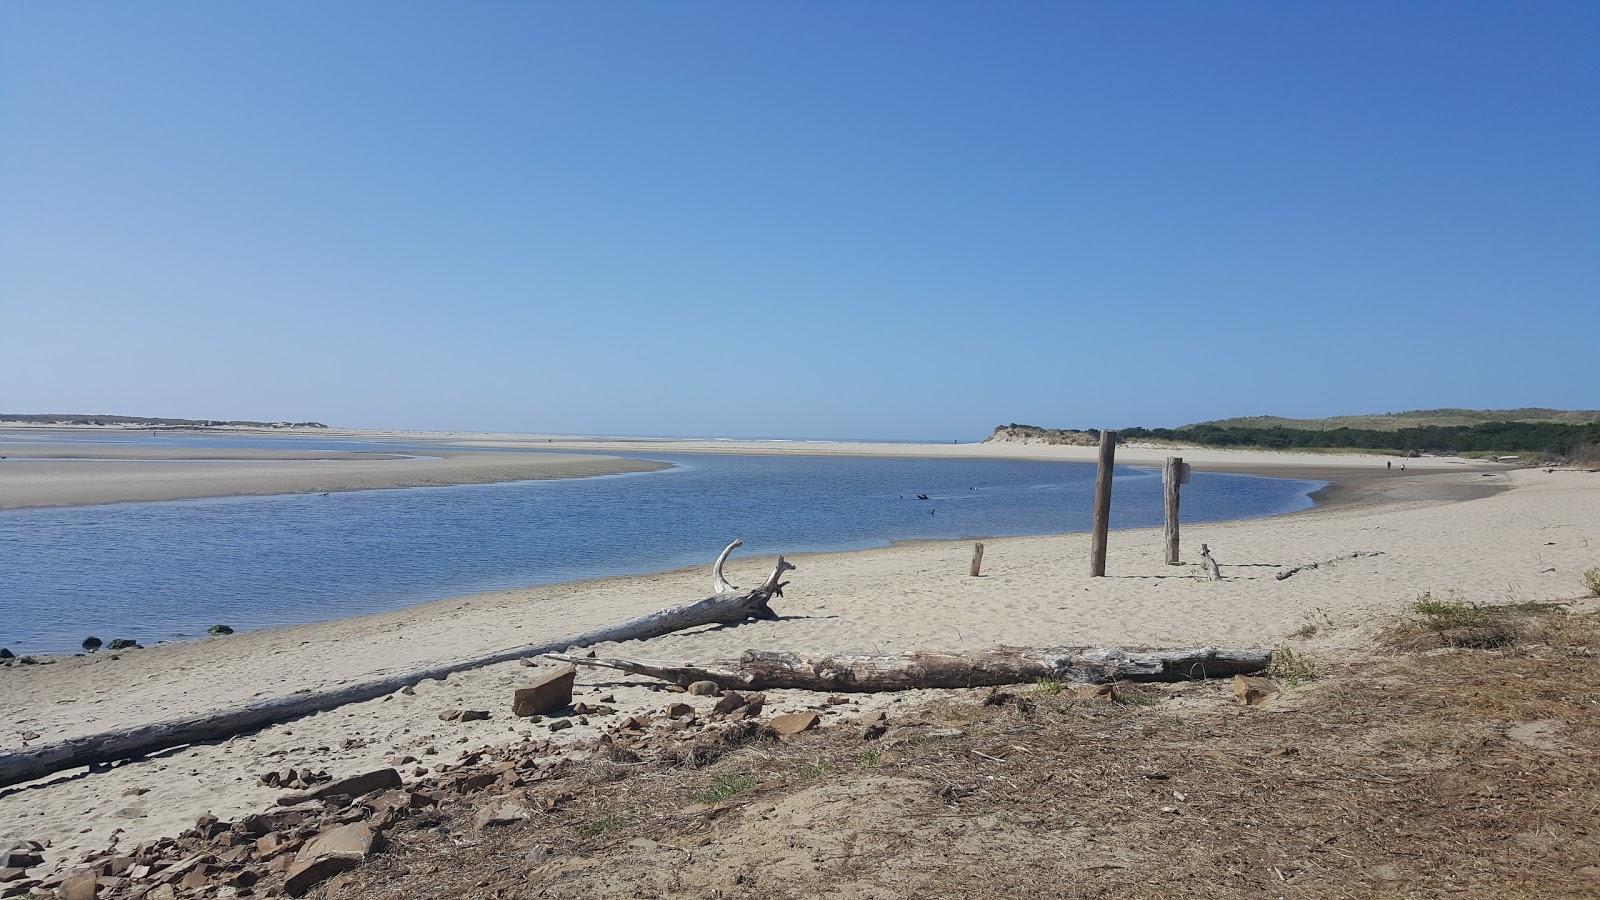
[3,462,1596,873]
[0,432,669,509]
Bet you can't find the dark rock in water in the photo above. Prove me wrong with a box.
[207,624,234,636]
[106,639,141,651]
[81,637,102,653]
[0,648,12,659]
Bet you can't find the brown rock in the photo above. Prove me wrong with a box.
[254,833,287,858]
[58,871,96,900]
[665,702,695,719]
[472,798,533,831]
[547,718,572,732]
[686,681,721,697]
[769,712,820,735]
[293,822,380,868]
[711,692,748,716]
[0,852,40,870]
[513,665,576,717]
[1232,675,1277,706]
[0,871,23,885]
[283,855,359,897]
[275,769,401,806]
[438,709,463,722]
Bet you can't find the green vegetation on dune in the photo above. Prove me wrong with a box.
[992,416,1600,459]
[1194,408,1600,432]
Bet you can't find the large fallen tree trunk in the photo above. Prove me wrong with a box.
[544,644,1271,693]
[0,543,793,790]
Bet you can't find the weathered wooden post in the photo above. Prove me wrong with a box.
[1163,456,1183,565]
[969,542,985,577]
[1089,430,1117,576]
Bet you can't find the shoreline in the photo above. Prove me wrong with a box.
[4,468,1598,869]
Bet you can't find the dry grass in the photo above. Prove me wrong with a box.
[323,606,1600,900]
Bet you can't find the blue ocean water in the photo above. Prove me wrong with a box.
[0,447,1321,653]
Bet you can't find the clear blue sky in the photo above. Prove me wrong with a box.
[2,3,1596,439]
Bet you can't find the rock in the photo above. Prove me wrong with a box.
[0,649,11,659]
[665,702,695,719]
[712,692,748,716]
[275,769,401,806]
[59,871,98,900]
[81,637,102,653]
[0,851,41,870]
[0,871,23,884]
[106,639,140,651]
[438,709,463,722]
[547,719,572,732]
[686,681,721,697]
[768,712,820,735]
[457,710,490,722]
[513,665,576,717]
[297,823,380,863]
[1232,675,1277,706]
[283,856,359,897]
[254,833,288,858]
[472,798,533,831]
[207,625,234,635]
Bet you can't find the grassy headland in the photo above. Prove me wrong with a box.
[990,408,1600,462]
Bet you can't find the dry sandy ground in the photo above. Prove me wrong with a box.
[3,466,1597,874]
[0,439,666,508]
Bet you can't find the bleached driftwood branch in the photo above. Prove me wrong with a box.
[1275,551,1385,581]
[0,543,796,790]
[544,645,1270,693]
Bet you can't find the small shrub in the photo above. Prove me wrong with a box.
[695,773,756,804]
[1110,685,1158,706]
[858,749,883,767]
[1410,592,1522,649]
[574,816,624,838]
[794,762,829,779]
[1035,677,1065,695]
[1268,647,1319,686]
[1583,568,1600,598]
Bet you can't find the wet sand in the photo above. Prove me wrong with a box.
[0,436,669,509]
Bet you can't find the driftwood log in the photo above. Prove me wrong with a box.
[1275,550,1385,581]
[0,543,794,790]
[544,645,1271,693]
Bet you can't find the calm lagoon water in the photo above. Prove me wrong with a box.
[0,447,1321,653]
